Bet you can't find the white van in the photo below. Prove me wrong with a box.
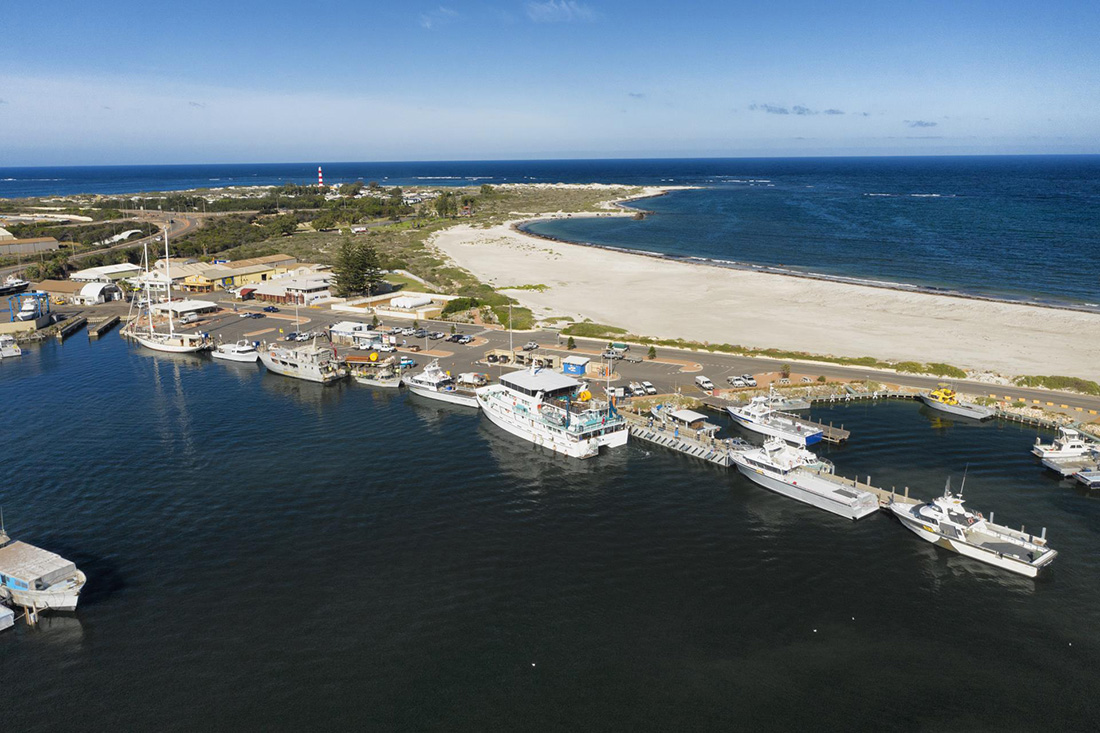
[180,313,199,324]
[695,375,715,391]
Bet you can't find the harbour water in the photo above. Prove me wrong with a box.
[4,156,1098,306]
[4,334,1100,730]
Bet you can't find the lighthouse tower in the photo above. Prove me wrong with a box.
[317,166,324,188]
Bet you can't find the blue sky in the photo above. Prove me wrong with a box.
[2,0,1098,164]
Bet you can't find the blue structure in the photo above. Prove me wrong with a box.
[6,292,51,322]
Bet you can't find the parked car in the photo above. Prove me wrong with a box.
[399,357,416,368]
[389,327,403,335]
[400,328,416,336]
[460,335,474,344]
[446,334,461,343]
[801,376,813,383]
[284,332,299,341]
[180,313,199,324]
[523,341,540,351]
[262,305,279,313]
[377,343,396,353]
[413,329,429,339]
[778,377,791,385]
[695,375,715,391]
[629,382,646,395]
[407,344,422,352]
[742,374,757,386]
[727,376,746,387]
[428,331,446,340]
[486,354,499,363]
[601,350,623,360]
[642,381,657,395]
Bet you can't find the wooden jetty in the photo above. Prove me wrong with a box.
[88,315,120,339]
[622,412,737,467]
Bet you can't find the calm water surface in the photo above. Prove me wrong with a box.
[2,335,1099,731]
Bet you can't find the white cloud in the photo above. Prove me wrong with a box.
[419,6,457,29]
[526,0,595,23]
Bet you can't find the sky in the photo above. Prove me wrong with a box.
[1,0,1098,165]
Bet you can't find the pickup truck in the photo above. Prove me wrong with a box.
[523,341,540,351]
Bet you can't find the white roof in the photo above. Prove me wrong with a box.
[70,263,142,281]
[79,282,117,297]
[501,368,580,393]
[0,541,76,584]
[151,299,218,314]
[330,321,370,334]
[670,409,708,424]
[253,273,332,297]
[562,355,591,365]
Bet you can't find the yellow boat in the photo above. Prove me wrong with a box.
[920,384,994,420]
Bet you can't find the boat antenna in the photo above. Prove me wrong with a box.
[959,463,969,497]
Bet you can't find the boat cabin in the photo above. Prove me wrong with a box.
[0,542,77,593]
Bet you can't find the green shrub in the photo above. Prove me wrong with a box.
[925,362,967,379]
[561,322,628,339]
[441,297,479,315]
[1014,375,1100,396]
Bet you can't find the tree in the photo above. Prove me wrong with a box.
[780,363,792,379]
[647,345,657,360]
[450,324,457,334]
[480,183,494,195]
[371,314,379,327]
[311,211,338,232]
[339,180,364,197]
[332,238,381,297]
[567,336,576,350]
[412,319,419,329]
[434,193,457,218]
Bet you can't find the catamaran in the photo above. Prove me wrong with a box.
[476,364,627,459]
[730,438,880,520]
[920,385,994,420]
[403,359,485,407]
[127,234,209,354]
[890,480,1057,577]
[726,389,824,447]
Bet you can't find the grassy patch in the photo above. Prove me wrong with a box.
[498,283,549,292]
[561,322,629,338]
[1014,375,1100,396]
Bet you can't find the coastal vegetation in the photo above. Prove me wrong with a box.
[331,239,383,297]
[1014,375,1100,396]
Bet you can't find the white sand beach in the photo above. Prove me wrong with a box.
[431,218,1100,381]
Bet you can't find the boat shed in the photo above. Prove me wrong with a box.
[562,355,591,375]
[74,282,124,305]
[666,409,711,430]
[0,541,77,590]
[150,299,219,316]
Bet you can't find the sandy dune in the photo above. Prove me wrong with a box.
[431,219,1100,381]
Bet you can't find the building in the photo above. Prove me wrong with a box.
[150,299,219,317]
[251,272,334,305]
[73,282,124,305]
[69,263,143,283]
[0,236,60,257]
[33,280,85,302]
[180,254,299,293]
[562,355,591,376]
[329,321,385,346]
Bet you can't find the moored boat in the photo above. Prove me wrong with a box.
[730,438,880,520]
[212,339,260,363]
[350,355,402,388]
[1032,427,1095,459]
[920,385,994,420]
[889,482,1056,577]
[402,360,484,407]
[0,334,21,359]
[0,539,87,612]
[259,339,346,383]
[476,365,627,459]
[726,390,824,447]
[0,275,30,296]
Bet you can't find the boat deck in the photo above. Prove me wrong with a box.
[1041,454,1100,477]
[702,397,851,443]
[801,465,919,507]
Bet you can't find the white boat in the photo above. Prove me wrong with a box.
[920,386,994,420]
[212,339,259,363]
[730,438,880,520]
[0,275,29,296]
[127,235,209,354]
[0,603,12,632]
[476,365,628,459]
[0,334,21,359]
[1075,470,1100,490]
[14,297,40,321]
[402,360,483,407]
[0,539,87,612]
[890,482,1057,577]
[1032,427,1095,459]
[726,390,823,447]
[259,339,346,383]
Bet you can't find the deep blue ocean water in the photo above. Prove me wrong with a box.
[2,156,1098,303]
[3,335,1100,730]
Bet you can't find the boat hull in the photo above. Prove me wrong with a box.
[212,350,258,363]
[732,461,878,520]
[259,351,344,383]
[3,570,86,612]
[355,376,401,388]
[919,395,994,420]
[889,505,1051,577]
[726,409,821,447]
[404,379,479,407]
[133,334,207,354]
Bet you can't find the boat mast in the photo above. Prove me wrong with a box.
[164,227,175,337]
[144,243,155,335]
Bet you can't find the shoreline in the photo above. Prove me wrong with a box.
[517,190,1100,317]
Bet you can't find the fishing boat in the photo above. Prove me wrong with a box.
[14,297,41,321]
[349,356,402,388]
[212,339,259,363]
[730,438,880,520]
[127,235,209,354]
[726,390,823,447]
[0,536,87,612]
[259,338,346,383]
[402,359,484,407]
[1032,427,1095,459]
[476,364,627,459]
[0,334,21,359]
[920,385,994,420]
[889,480,1057,577]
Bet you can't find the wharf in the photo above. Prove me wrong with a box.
[701,396,851,443]
[622,411,738,467]
[55,316,87,341]
[800,465,920,508]
[88,315,120,339]
[1041,454,1100,477]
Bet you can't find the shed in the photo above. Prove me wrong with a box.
[562,355,591,375]
[390,294,433,310]
[151,299,219,316]
[668,409,710,430]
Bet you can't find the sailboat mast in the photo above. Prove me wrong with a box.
[144,243,155,335]
[164,228,175,336]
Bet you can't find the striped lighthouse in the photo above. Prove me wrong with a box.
[317,166,324,188]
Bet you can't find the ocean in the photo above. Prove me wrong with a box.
[3,334,1100,731]
[3,156,1098,306]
